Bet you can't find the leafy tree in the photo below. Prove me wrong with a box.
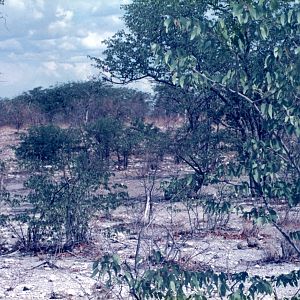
[115,125,143,169]
[95,0,299,243]
[151,0,300,251]
[14,81,151,125]
[91,0,300,294]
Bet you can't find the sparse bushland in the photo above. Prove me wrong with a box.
[0,0,299,297]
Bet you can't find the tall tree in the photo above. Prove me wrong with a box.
[93,0,300,254]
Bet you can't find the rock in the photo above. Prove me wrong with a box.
[78,290,85,297]
[15,284,34,293]
[48,274,57,282]
[237,241,248,250]
[67,288,78,296]
[247,237,259,248]
[49,291,66,299]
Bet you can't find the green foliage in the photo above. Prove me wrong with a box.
[162,174,202,201]
[15,125,77,171]
[93,250,300,300]
[86,117,123,164]
[11,125,127,251]
[15,173,108,251]
[146,0,300,250]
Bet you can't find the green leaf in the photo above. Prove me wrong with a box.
[248,5,258,20]
[232,3,244,23]
[290,231,300,240]
[238,39,244,52]
[280,13,286,26]
[261,103,267,115]
[170,280,176,293]
[172,73,178,85]
[164,50,172,64]
[260,25,268,40]
[270,0,279,10]
[264,54,271,68]
[219,282,228,296]
[112,254,120,265]
[253,169,260,183]
[288,10,293,24]
[164,18,172,32]
[257,216,266,226]
[268,104,273,118]
[179,76,185,88]
[274,47,282,59]
[219,18,225,29]
[266,72,271,86]
[268,209,278,222]
[191,25,201,41]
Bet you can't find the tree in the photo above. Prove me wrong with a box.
[152,0,300,250]
[92,0,300,286]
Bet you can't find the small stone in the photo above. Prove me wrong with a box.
[67,288,77,296]
[49,291,65,299]
[78,291,85,297]
[247,237,259,248]
[237,241,248,250]
[48,274,57,282]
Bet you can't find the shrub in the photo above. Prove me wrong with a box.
[11,125,127,252]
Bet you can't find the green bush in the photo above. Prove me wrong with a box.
[11,125,127,252]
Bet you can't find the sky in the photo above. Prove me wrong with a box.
[0,0,152,98]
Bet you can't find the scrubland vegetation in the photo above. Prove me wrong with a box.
[0,0,300,299]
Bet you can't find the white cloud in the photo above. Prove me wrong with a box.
[56,6,73,21]
[32,0,45,10]
[58,41,76,51]
[48,6,74,33]
[0,38,22,51]
[7,0,26,10]
[43,61,58,72]
[111,15,123,25]
[128,78,154,94]
[32,9,44,19]
[81,31,103,49]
